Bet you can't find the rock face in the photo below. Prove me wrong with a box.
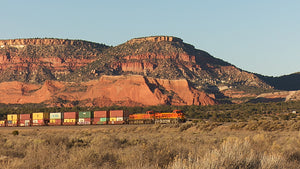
[0,75,216,107]
[0,38,108,83]
[126,36,183,44]
[79,36,271,92]
[0,36,293,107]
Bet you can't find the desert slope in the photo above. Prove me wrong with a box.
[0,75,216,106]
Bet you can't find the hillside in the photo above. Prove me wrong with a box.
[0,75,216,107]
[67,36,271,91]
[0,38,108,83]
[258,72,300,91]
[0,36,298,106]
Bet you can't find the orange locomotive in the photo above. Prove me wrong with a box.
[128,110,186,124]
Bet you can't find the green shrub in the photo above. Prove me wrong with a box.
[12,130,19,136]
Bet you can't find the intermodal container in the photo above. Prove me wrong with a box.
[19,120,31,127]
[20,114,31,120]
[108,120,125,125]
[48,119,62,126]
[94,111,109,118]
[109,117,126,124]
[109,110,130,124]
[93,117,108,125]
[32,119,47,126]
[63,118,77,125]
[50,112,63,120]
[110,117,117,122]
[78,118,92,125]
[109,110,129,118]
[79,111,92,118]
[7,114,19,121]
[63,112,78,119]
[0,120,6,127]
[7,120,18,127]
[100,118,108,122]
[32,112,50,120]
[116,117,124,121]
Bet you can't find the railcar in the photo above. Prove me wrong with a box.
[0,109,186,127]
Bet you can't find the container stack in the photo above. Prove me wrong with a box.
[32,112,50,126]
[78,111,92,125]
[93,111,109,125]
[0,120,6,127]
[19,114,31,127]
[7,114,19,127]
[63,112,78,125]
[49,112,63,126]
[109,110,129,124]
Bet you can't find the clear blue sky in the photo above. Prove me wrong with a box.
[1,0,299,76]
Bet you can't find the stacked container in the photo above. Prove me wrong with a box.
[0,120,6,127]
[93,111,109,125]
[7,114,19,127]
[32,112,49,126]
[19,114,31,127]
[109,110,129,124]
[63,112,78,125]
[78,111,92,125]
[49,112,63,126]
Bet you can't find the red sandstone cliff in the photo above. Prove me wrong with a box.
[0,75,216,107]
[0,38,107,82]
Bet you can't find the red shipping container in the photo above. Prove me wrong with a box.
[110,110,129,118]
[19,120,31,127]
[20,114,31,120]
[64,112,78,119]
[63,122,77,126]
[94,111,109,118]
[48,119,62,126]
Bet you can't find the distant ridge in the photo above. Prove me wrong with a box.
[258,72,300,91]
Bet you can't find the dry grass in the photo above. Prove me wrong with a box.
[0,123,299,169]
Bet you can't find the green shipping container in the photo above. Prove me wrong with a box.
[100,118,108,122]
[79,111,92,118]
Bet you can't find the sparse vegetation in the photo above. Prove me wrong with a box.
[0,101,299,168]
[0,125,299,169]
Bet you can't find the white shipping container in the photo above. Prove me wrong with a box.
[116,117,123,121]
[50,112,63,119]
[25,120,30,126]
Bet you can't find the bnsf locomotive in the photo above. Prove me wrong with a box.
[0,110,185,127]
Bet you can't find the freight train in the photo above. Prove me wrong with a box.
[0,110,186,127]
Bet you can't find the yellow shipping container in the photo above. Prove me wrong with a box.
[32,112,49,120]
[110,117,117,121]
[64,119,76,123]
[7,114,19,121]
[69,119,76,123]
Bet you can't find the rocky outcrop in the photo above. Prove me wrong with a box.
[0,38,96,46]
[0,75,216,106]
[126,36,183,44]
[0,38,107,83]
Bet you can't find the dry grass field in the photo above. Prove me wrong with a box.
[0,122,299,169]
